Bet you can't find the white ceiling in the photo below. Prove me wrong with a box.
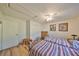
[0,3,79,23]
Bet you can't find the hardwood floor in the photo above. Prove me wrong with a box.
[0,45,29,56]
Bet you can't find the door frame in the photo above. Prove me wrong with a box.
[0,21,3,50]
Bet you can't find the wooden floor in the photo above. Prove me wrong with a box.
[0,45,29,56]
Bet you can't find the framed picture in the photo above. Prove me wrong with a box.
[59,23,68,31]
[50,24,56,31]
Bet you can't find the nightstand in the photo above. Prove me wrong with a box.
[41,31,48,40]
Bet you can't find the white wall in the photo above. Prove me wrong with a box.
[43,17,79,38]
[30,20,43,40]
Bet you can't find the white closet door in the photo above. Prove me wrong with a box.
[2,20,19,49]
[0,21,2,50]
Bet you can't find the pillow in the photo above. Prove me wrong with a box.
[73,40,79,49]
[44,36,57,43]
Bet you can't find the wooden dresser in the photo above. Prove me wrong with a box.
[41,31,48,40]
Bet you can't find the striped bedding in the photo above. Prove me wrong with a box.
[30,37,79,56]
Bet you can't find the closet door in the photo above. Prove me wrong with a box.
[0,21,2,50]
[2,20,19,50]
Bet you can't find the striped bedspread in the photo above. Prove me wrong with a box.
[30,37,79,56]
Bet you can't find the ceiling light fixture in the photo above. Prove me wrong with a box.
[44,12,57,21]
[44,14,53,21]
[46,16,52,21]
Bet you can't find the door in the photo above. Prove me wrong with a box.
[2,20,19,50]
[0,21,2,50]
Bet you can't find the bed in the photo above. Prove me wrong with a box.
[30,36,79,56]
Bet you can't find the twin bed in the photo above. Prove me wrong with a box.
[30,36,79,56]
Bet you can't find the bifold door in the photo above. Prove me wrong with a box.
[2,20,19,50]
[0,19,26,50]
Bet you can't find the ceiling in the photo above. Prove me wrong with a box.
[0,3,79,23]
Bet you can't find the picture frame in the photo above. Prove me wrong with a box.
[59,23,68,31]
[50,24,56,31]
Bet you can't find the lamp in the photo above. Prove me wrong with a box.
[71,34,77,40]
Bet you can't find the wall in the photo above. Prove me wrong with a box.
[43,17,79,38]
[30,20,43,40]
